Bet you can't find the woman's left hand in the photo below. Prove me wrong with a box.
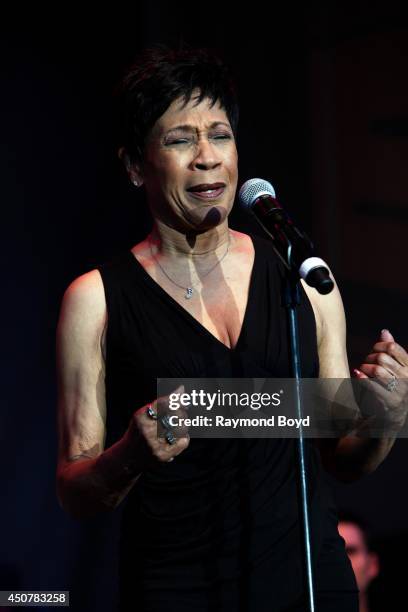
[353,329,408,430]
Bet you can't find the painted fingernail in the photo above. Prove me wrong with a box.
[353,368,363,377]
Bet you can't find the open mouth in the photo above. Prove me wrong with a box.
[186,182,226,200]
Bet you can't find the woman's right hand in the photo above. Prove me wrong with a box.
[125,384,190,464]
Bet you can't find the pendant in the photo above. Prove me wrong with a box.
[185,287,193,299]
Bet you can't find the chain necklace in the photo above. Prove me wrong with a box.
[149,233,231,299]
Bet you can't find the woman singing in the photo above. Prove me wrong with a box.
[56,47,408,611]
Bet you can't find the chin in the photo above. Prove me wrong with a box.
[186,205,229,231]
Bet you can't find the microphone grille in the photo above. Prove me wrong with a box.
[238,178,276,210]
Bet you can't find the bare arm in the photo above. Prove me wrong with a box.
[302,276,401,482]
[56,271,144,519]
[56,270,189,519]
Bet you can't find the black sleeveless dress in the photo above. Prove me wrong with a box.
[97,233,358,612]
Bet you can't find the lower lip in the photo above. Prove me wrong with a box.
[187,187,225,200]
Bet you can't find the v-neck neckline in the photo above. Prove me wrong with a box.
[127,235,258,352]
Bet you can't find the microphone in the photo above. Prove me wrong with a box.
[239,178,334,295]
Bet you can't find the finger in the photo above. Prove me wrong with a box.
[163,408,191,441]
[169,436,190,454]
[164,385,190,439]
[358,364,396,380]
[164,384,188,412]
[381,328,395,342]
[372,341,395,352]
[364,352,400,373]
[144,402,158,420]
[156,407,190,445]
[176,406,191,433]
[371,341,408,367]
[353,368,369,379]
[155,434,190,459]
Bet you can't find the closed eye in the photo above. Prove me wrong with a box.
[165,133,233,146]
[165,138,193,145]
[211,133,232,140]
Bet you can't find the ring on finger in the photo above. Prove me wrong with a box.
[160,414,172,430]
[165,431,177,445]
[146,405,158,420]
[386,373,398,393]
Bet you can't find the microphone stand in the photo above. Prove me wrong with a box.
[283,269,316,612]
[244,187,334,610]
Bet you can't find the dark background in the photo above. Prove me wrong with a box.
[1,2,407,610]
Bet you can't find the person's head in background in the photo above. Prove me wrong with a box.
[338,512,379,612]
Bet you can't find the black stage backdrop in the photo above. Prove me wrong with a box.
[1,3,408,610]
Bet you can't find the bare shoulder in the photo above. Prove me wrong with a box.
[130,237,150,259]
[59,269,106,334]
[56,269,108,466]
[62,269,106,312]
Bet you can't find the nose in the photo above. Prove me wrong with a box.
[192,138,222,170]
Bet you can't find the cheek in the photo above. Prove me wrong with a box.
[156,157,185,187]
[227,150,239,176]
[144,147,181,181]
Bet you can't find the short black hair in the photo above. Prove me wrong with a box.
[114,45,239,162]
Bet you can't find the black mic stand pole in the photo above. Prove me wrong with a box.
[283,267,316,612]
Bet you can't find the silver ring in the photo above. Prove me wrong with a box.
[165,431,177,445]
[160,414,172,430]
[386,374,398,393]
[146,405,158,420]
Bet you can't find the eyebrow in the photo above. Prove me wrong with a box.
[164,121,232,136]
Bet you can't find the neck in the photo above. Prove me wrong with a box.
[149,219,231,259]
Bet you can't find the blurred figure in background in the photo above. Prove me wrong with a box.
[338,513,379,612]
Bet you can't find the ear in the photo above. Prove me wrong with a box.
[118,147,144,187]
